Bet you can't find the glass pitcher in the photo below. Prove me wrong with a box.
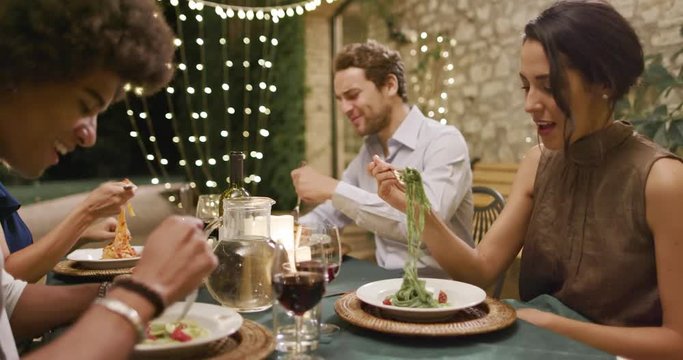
[206,196,277,313]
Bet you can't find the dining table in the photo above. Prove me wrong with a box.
[48,256,614,359]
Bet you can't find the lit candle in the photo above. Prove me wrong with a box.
[270,215,294,247]
[243,215,270,237]
[270,215,295,265]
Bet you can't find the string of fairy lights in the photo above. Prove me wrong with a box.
[407,32,459,126]
[123,0,338,196]
[125,0,480,200]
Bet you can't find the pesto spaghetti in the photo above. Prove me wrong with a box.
[387,168,443,308]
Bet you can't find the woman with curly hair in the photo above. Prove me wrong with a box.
[0,1,217,359]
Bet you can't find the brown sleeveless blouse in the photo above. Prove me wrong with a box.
[519,121,681,326]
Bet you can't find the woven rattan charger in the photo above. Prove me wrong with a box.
[131,319,274,360]
[53,260,134,280]
[335,292,516,336]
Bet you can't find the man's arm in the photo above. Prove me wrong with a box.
[291,160,358,230]
[299,200,353,230]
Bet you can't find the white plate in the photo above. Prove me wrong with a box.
[135,302,243,353]
[356,278,486,323]
[66,246,143,270]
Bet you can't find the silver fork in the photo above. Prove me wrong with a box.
[393,169,406,186]
[175,289,198,322]
[293,196,302,224]
[293,161,307,223]
[175,221,218,322]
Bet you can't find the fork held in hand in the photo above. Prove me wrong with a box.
[175,220,219,322]
[393,169,406,186]
[175,289,198,322]
[293,160,307,224]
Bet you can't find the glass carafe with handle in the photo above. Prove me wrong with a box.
[206,196,277,312]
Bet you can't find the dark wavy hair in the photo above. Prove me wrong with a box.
[524,0,644,132]
[0,0,176,95]
[334,40,409,103]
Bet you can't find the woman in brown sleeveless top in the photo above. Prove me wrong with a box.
[370,1,683,358]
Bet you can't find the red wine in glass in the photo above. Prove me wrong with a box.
[272,272,325,316]
[296,260,338,282]
[326,263,340,282]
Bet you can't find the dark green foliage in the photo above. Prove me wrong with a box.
[254,15,306,210]
[616,26,683,155]
[158,2,306,210]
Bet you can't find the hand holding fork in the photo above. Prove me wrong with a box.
[175,214,219,322]
[292,160,307,224]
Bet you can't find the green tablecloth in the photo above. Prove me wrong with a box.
[49,257,613,359]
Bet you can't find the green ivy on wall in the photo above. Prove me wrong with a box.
[616,26,683,155]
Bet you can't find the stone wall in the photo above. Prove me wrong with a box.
[304,14,336,176]
[357,0,683,163]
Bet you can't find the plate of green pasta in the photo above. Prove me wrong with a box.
[356,278,486,323]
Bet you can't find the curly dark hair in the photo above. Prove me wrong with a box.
[0,0,176,95]
[334,40,409,103]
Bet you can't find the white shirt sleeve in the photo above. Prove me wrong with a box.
[299,151,365,230]
[332,181,407,240]
[299,199,353,229]
[1,270,26,317]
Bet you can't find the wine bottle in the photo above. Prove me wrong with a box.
[219,151,250,215]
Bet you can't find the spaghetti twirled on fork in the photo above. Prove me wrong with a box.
[101,205,138,259]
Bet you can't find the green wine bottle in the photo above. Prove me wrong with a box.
[219,151,250,215]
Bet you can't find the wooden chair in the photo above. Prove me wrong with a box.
[472,186,507,298]
[471,162,518,199]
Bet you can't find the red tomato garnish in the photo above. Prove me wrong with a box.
[382,297,392,305]
[145,327,156,340]
[438,290,447,304]
[170,326,192,342]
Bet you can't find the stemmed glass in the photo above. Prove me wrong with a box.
[318,223,342,335]
[195,194,221,243]
[272,228,327,359]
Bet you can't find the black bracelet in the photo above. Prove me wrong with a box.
[112,278,165,318]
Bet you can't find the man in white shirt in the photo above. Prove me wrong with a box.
[291,40,473,278]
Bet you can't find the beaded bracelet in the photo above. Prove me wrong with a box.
[112,278,165,318]
[94,298,145,341]
[97,281,111,298]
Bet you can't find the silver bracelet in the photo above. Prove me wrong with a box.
[94,298,145,341]
[97,282,111,298]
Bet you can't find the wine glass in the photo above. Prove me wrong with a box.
[196,194,221,242]
[196,194,220,221]
[272,230,327,359]
[318,223,342,335]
